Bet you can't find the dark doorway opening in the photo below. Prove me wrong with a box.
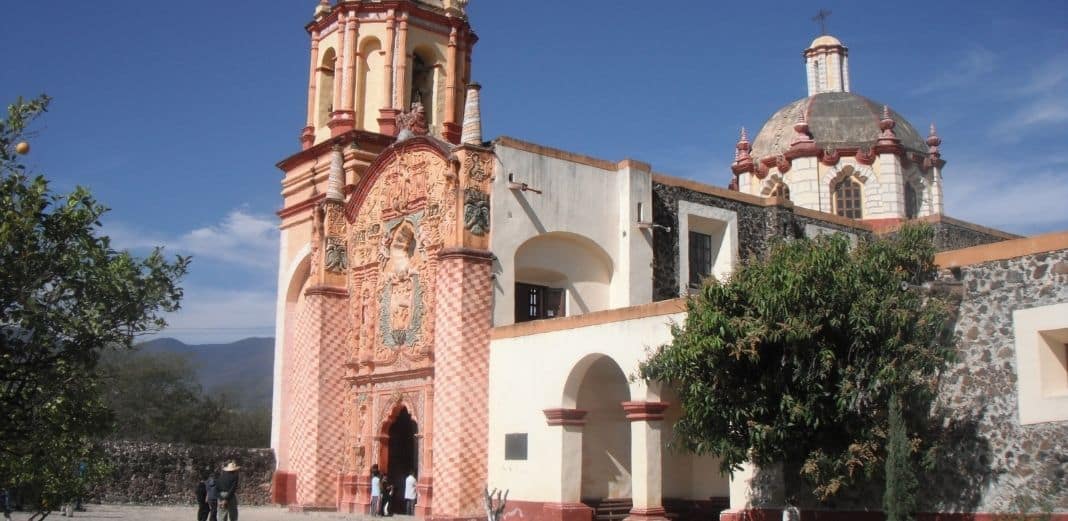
[387,407,418,515]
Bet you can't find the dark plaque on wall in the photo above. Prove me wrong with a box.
[504,433,528,460]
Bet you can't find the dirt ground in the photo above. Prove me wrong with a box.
[7,504,413,520]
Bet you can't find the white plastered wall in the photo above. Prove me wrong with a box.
[676,201,739,293]
[1013,302,1068,425]
[490,144,653,326]
[488,313,675,502]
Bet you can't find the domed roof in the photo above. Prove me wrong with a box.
[809,34,843,48]
[750,92,927,159]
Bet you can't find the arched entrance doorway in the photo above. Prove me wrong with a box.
[385,407,418,514]
[577,356,631,502]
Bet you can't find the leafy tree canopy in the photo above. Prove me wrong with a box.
[0,96,189,518]
[100,348,270,448]
[640,226,954,501]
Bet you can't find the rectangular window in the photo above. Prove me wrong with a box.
[515,283,566,323]
[689,231,713,288]
[504,433,528,460]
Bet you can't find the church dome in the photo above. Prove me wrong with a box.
[749,92,927,160]
[809,34,843,48]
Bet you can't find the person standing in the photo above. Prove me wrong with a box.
[404,472,417,515]
[216,461,240,521]
[205,473,220,521]
[195,476,209,521]
[381,474,393,516]
[369,467,382,517]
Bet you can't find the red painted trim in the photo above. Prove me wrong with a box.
[271,471,296,505]
[543,408,588,426]
[722,509,1068,521]
[442,121,462,144]
[620,401,670,421]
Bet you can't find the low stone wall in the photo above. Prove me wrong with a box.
[91,441,276,505]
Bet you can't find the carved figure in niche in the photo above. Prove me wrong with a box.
[358,288,374,359]
[463,188,490,236]
[383,221,420,341]
[325,237,348,272]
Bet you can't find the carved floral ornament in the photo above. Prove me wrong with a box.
[463,188,490,236]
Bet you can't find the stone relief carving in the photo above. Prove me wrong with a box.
[463,188,490,236]
[325,236,348,272]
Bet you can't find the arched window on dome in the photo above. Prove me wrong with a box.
[904,182,920,219]
[833,177,863,219]
[769,182,790,201]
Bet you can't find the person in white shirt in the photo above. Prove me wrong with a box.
[370,466,382,517]
[404,472,418,515]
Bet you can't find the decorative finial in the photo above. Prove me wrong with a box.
[925,123,942,166]
[461,83,483,145]
[315,0,332,17]
[735,127,752,161]
[791,111,813,145]
[326,142,345,202]
[878,105,898,139]
[732,127,755,174]
[812,9,832,35]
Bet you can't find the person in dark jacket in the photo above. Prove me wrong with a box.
[195,475,209,521]
[216,461,240,521]
[205,473,219,521]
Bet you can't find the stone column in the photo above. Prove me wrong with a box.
[330,12,346,126]
[378,9,399,135]
[442,26,461,143]
[330,11,359,135]
[302,29,322,149]
[430,247,494,521]
[542,409,593,521]
[394,12,410,110]
[621,401,670,521]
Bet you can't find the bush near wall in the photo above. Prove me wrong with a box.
[90,441,275,505]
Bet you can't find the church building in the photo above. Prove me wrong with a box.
[271,2,1068,519]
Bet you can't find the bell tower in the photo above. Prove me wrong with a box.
[272,0,480,513]
[299,0,476,148]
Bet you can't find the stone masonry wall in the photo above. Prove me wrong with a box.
[652,182,868,300]
[91,441,276,505]
[925,249,1068,511]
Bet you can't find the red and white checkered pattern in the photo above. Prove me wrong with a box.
[431,255,494,518]
[286,290,351,508]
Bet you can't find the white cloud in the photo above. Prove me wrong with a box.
[108,209,278,271]
[911,47,997,95]
[989,54,1068,140]
[147,286,277,344]
[943,158,1068,233]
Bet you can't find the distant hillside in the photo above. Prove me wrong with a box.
[137,337,274,410]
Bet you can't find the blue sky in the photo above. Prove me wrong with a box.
[3,1,1066,343]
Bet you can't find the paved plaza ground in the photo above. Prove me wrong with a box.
[7,504,409,520]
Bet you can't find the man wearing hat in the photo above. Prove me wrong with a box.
[216,461,241,521]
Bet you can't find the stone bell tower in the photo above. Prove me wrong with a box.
[299,0,477,148]
[271,0,479,513]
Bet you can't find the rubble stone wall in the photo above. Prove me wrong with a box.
[91,441,276,505]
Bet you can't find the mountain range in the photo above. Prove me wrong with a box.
[137,337,275,410]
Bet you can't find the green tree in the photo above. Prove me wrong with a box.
[640,225,954,502]
[0,96,189,519]
[884,394,918,520]
[100,350,221,444]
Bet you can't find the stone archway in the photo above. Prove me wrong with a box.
[576,356,632,502]
[384,406,418,514]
